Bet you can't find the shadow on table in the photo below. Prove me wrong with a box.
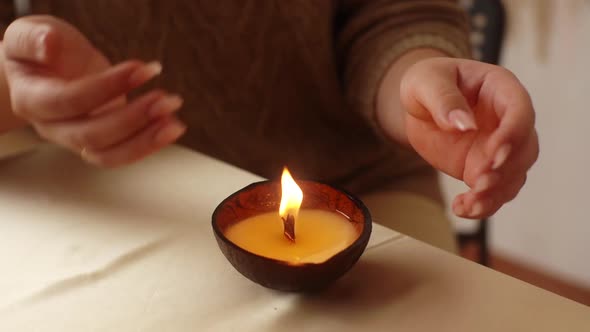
[268,254,428,328]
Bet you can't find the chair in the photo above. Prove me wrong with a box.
[456,0,506,266]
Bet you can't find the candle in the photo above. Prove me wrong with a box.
[212,167,372,291]
[225,209,357,264]
[225,168,357,264]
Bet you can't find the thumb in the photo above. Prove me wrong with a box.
[4,15,101,75]
[4,16,62,65]
[401,60,477,132]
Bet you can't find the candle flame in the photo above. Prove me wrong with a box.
[279,167,303,219]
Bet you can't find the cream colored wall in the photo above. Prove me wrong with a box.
[442,0,590,287]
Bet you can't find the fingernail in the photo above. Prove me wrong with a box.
[35,29,49,62]
[473,173,500,193]
[448,109,477,131]
[148,95,183,118]
[80,147,99,164]
[80,147,93,162]
[129,61,162,86]
[470,202,483,217]
[154,121,186,144]
[492,144,512,170]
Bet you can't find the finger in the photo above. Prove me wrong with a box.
[38,91,183,150]
[460,132,537,218]
[81,117,186,168]
[3,16,61,65]
[4,15,108,73]
[11,60,162,121]
[452,193,468,217]
[481,69,536,170]
[470,172,502,194]
[467,196,498,220]
[401,60,477,132]
[461,174,527,219]
[468,129,538,192]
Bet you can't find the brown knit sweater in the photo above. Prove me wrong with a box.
[1,0,470,196]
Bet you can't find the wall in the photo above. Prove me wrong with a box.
[442,0,590,288]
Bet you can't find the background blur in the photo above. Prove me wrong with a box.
[444,0,590,305]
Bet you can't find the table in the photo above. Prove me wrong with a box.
[0,145,588,331]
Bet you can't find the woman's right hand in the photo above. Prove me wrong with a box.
[3,15,186,167]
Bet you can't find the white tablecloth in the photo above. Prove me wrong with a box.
[0,145,588,331]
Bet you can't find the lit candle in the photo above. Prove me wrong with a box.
[225,168,358,264]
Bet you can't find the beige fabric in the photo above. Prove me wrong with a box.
[362,191,458,254]
[1,145,589,331]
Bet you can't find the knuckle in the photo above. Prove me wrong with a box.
[506,191,518,203]
[506,190,518,203]
[506,176,527,202]
[492,65,517,81]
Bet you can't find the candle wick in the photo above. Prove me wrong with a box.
[282,214,296,243]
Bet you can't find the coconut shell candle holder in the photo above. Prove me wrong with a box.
[212,169,372,292]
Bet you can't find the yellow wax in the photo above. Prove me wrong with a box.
[225,209,357,264]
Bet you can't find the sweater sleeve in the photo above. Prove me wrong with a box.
[335,0,471,127]
[0,1,16,34]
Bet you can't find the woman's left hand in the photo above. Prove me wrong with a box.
[400,57,539,219]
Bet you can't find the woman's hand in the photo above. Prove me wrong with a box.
[399,57,539,219]
[3,15,185,167]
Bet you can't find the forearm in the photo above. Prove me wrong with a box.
[376,48,449,146]
[0,42,27,133]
